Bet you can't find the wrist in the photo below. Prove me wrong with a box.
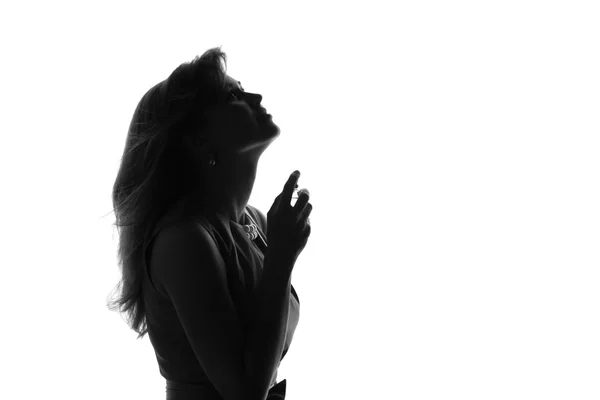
[264,250,295,277]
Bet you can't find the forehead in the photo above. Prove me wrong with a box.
[223,75,242,91]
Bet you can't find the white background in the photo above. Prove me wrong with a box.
[2,0,599,399]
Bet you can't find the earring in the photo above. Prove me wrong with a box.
[208,153,217,167]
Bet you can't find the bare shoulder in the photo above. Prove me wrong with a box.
[149,220,221,289]
[147,219,249,400]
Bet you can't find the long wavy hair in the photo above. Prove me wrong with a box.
[106,47,228,339]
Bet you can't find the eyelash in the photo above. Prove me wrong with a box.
[228,89,246,102]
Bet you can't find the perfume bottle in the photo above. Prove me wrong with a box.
[291,183,300,207]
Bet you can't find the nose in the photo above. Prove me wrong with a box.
[248,92,262,105]
[238,91,265,115]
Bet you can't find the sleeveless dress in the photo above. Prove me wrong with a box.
[141,197,300,399]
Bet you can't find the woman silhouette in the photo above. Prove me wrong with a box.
[107,47,312,400]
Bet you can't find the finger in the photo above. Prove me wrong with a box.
[298,202,312,222]
[301,221,311,238]
[293,188,310,212]
[282,170,301,206]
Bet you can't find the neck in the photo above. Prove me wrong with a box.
[184,153,259,225]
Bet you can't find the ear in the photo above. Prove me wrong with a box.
[183,133,210,153]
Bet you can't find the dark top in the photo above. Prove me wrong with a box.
[141,197,300,399]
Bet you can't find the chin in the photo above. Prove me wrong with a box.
[257,115,279,133]
[266,121,280,137]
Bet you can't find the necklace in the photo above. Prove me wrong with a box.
[241,222,259,240]
[241,210,268,251]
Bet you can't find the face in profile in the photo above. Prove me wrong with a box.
[199,74,280,154]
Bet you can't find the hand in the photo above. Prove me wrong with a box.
[267,170,312,263]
